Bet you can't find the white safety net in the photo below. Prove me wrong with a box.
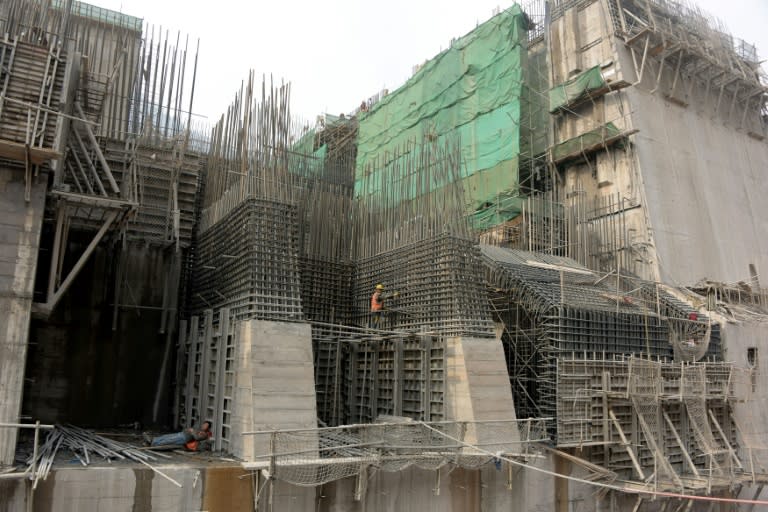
[247,419,550,486]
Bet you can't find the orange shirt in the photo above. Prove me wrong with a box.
[371,291,383,311]
[185,430,212,451]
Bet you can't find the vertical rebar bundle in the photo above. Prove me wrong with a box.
[351,137,471,261]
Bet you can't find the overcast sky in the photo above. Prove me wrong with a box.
[94,0,767,124]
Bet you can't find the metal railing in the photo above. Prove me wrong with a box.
[0,421,55,483]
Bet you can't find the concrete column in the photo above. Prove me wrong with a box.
[444,336,518,445]
[554,452,572,512]
[0,168,47,465]
[230,319,317,462]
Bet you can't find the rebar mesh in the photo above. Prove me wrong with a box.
[190,198,303,320]
[354,235,494,336]
[483,244,724,427]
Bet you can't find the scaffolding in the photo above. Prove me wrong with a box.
[606,0,767,135]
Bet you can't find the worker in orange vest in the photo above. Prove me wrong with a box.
[370,283,398,328]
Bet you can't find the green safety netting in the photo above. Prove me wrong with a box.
[313,144,327,161]
[548,66,606,113]
[550,122,623,163]
[470,191,525,231]
[293,128,318,156]
[53,0,143,31]
[355,6,530,221]
[290,129,327,176]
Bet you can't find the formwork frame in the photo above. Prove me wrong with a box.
[555,355,757,494]
[177,308,236,452]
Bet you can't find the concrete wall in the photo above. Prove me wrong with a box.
[0,167,48,465]
[628,86,768,285]
[549,0,659,280]
[0,464,251,512]
[444,336,519,448]
[0,458,604,512]
[721,319,768,504]
[444,336,517,423]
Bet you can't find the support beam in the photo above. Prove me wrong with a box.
[707,408,743,470]
[609,409,646,480]
[72,128,107,197]
[554,451,571,512]
[33,209,118,316]
[74,102,120,194]
[663,411,699,477]
[45,204,66,304]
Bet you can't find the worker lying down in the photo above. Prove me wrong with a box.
[143,421,212,451]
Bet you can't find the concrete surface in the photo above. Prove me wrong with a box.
[0,456,592,512]
[629,86,768,286]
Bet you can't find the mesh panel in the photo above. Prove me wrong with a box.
[681,365,729,476]
[669,318,711,362]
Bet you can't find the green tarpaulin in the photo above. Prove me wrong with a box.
[355,6,530,223]
[551,122,623,163]
[470,191,525,231]
[548,66,606,113]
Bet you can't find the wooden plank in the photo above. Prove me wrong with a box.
[0,139,60,165]
[50,189,136,209]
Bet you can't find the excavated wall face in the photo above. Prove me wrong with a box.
[23,241,182,428]
[549,0,659,281]
[0,460,614,512]
[0,168,48,465]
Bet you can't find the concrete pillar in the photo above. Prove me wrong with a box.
[554,452,571,512]
[230,319,317,462]
[0,168,47,465]
[444,336,518,445]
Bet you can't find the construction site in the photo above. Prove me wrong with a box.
[0,0,767,510]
